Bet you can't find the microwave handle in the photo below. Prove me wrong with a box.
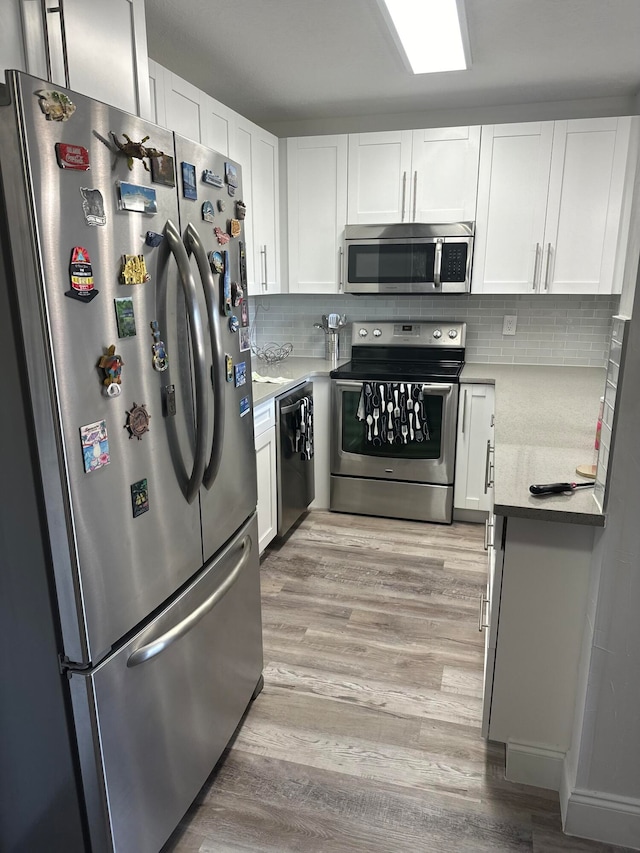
[434,239,443,288]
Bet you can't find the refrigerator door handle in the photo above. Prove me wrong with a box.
[163,219,209,503]
[126,535,252,667]
[183,223,225,491]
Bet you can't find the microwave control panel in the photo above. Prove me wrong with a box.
[441,243,468,282]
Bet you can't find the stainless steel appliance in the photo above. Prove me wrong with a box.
[344,222,474,294]
[0,71,262,853]
[330,321,466,523]
[276,381,315,536]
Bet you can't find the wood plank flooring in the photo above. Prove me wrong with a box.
[163,511,631,853]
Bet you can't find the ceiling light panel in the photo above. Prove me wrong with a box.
[380,0,468,74]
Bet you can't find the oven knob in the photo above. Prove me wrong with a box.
[433,329,442,339]
[373,328,382,337]
[448,329,458,339]
[358,328,368,337]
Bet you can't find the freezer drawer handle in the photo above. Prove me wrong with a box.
[184,223,225,490]
[163,219,209,503]
[127,535,252,668]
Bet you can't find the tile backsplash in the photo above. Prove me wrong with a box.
[248,293,619,367]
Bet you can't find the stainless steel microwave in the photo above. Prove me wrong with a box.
[344,222,474,294]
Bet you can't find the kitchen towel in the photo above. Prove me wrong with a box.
[357,382,429,446]
[294,395,314,460]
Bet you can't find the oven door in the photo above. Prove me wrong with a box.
[331,379,458,484]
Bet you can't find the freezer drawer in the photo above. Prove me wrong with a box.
[70,514,263,853]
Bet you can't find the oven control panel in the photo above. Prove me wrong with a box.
[352,321,466,347]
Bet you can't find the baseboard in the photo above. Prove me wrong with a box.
[452,507,488,523]
[561,785,640,850]
[505,740,565,791]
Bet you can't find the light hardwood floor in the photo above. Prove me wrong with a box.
[163,511,632,853]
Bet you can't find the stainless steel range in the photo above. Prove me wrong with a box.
[330,320,466,524]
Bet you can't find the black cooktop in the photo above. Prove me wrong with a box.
[330,345,465,383]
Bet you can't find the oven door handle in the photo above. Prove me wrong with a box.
[421,383,453,394]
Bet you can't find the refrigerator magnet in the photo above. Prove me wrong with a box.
[228,315,239,333]
[145,231,164,248]
[67,246,99,302]
[36,89,76,122]
[231,281,244,308]
[236,200,247,220]
[181,162,197,200]
[239,241,248,290]
[124,402,151,440]
[239,396,250,418]
[202,169,223,188]
[150,153,175,187]
[120,254,150,285]
[150,321,169,372]
[56,143,90,170]
[130,478,149,518]
[97,345,124,398]
[234,362,246,388]
[209,250,224,274]
[229,219,241,238]
[202,200,215,223]
[117,181,157,215]
[221,250,231,315]
[114,297,136,338]
[239,327,251,353]
[80,420,110,473]
[214,226,230,245]
[240,299,249,328]
[217,199,226,212]
[80,187,106,226]
[224,162,238,188]
[225,354,233,382]
[162,384,176,417]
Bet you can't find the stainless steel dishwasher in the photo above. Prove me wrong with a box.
[275,381,315,537]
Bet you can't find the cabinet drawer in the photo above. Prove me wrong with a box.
[253,398,275,437]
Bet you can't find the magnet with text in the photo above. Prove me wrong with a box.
[239,326,251,352]
[209,250,224,274]
[202,170,223,188]
[236,200,247,220]
[117,181,157,215]
[225,354,233,382]
[150,321,169,372]
[240,298,249,328]
[145,231,164,247]
[150,153,175,186]
[56,143,90,170]
[67,246,99,302]
[239,396,250,418]
[222,250,231,315]
[228,315,239,333]
[231,281,244,307]
[181,162,197,200]
[234,361,247,388]
[239,241,248,289]
[97,345,124,397]
[80,187,106,226]
[114,296,136,338]
[120,254,150,285]
[130,478,150,517]
[229,219,241,238]
[163,384,176,417]
[124,402,151,440]
[202,200,215,223]
[214,226,230,245]
[80,419,110,473]
[36,90,76,122]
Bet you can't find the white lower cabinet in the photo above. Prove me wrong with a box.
[454,383,495,513]
[253,400,277,554]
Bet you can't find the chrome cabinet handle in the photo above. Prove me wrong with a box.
[41,1,70,87]
[484,515,494,550]
[183,223,225,491]
[478,594,490,631]
[434,240,443,288]
[127,536,252,667]
[543,242,552,292]
[260,245,268,291]
[163,219,209,504]
[338,246,344,292]
[401,171,407,222]
[412,170,417,222]
[461,389,468,435]
[532,242,541,291]
[484,439,495,494]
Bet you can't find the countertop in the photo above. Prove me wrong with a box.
[252,358,607,526]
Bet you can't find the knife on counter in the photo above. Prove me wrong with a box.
[529,481,595,496]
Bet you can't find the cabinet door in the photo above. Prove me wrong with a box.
[347,131,413,223]
[542,117,631,295]
[411,126,480,223]
[253,127,281,293]
[232,120,257,290]
[148,59,167,127]
[287,136,348,294]
[164,72,204,143]
[454,383,495,511]
[200,96,234,156]
[472,123,553,293]
[255,426,277,553]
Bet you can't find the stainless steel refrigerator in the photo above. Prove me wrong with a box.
[0,71,263,853]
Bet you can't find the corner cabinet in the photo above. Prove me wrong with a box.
[347,127,480,224]
[473,118,632,295]
[285,136,348,294]
[253,399,278,554]
[454,383,495,514]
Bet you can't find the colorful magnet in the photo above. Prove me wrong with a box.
[239,396,250,418]
[130,478,149,517]
[181,162,197,200]
[225,162,238,188]
[80,420,110,473]
[120,254,150,285]
[239,241,248,290]
[236,200,247,220]
[97,345,124,397]
[36,90,76,122]
[214,226,230,245]
[163,384,176,417]
[228,315,239,333]
[229,219,241,238]
[239,327,251,353]
[217,199,226,212]
[202,200,215,223]
[67,246,99,302]
[110,132,167,173]
[225,354,233,382]
[231,281,244,307]
[56,143,90,170]
[240,299,249,328]
[145,231,164,247]
[114,297,136,338]
[209,251,224,273]
[234,362,247,388]
[222,250,231,316]
[80,187,106,226]
[117,181,157,215]
[150,321,169,372]
[150,154,175,186]
[202,170,223,187]
[124,402,151,440]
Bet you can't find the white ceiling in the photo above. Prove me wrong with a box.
[145,0,640,136]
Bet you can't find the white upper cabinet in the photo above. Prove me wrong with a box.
[473,118,632,294]
[347,127,480,224]
[18,0,150,118]
[286,135,348,294]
